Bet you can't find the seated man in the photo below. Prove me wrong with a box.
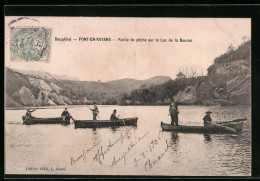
[61,108,70,120]
[203,111,212,126]
[110,109,119,122]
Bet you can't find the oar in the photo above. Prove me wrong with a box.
[60,107,76,124]
[118,115,126,126]
[212,123,237,133]
[23,116,29,123]
[70,115,75,122]
[65,111,76,124]
[86,105,91,110]
[23,108,37,123]
[86,105,100,119]
[62,115,74,127]
[216,118,247,125]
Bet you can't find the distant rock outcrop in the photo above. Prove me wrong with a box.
[174,86,197,104]
[12,86,36,106]
[5,67,74,107]
[5,94,21,107]
[28,77,53,91]
[201,40,251,105]
[208,40,251,76]
[172,40,251,106]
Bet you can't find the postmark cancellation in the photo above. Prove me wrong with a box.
[9,27,51,62]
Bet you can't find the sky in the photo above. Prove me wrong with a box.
[5,17,251,81]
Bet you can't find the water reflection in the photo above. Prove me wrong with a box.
[214,134,240,143]
[171,133,179,152]
[5,105,251,175]
[203,134,212,143]
[92,129,100,146]
[111,126,117,133]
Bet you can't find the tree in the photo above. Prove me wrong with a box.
[242,36,249,43]
[227,44,235,53]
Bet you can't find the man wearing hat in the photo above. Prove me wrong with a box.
[61,108,70,120]
[203,111,212,126]
[110,109,119,122]
[90,102,99,120]
[169,99,179,126]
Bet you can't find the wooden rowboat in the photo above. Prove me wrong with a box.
[73,117,138,128]
[22,116,70,125]
[161,118,246,134]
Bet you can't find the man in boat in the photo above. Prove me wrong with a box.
[25,108,36,119]
[90,102,99,120]
[169,99,179,126]
[203,111,212,126]
[61,108,71,120]
[110,109,120,121]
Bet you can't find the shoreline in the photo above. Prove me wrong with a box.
[5,103,251,110]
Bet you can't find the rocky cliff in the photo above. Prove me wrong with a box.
[5,68,73,107]
[176,40,251,105]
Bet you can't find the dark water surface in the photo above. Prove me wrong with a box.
[5,105,251,176]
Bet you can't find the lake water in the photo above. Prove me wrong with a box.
[5,105,251,176]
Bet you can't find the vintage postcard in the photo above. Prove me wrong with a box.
[4,16,251,176]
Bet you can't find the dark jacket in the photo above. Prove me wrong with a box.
[25,112,32,118]
[203,115,212,126]
[169,103,179,115]
[61,110,70,117]
[91,105,99,115]
[110,112,119,121]
[25,109,36,118]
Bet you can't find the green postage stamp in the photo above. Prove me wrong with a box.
[10,27,51,62]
